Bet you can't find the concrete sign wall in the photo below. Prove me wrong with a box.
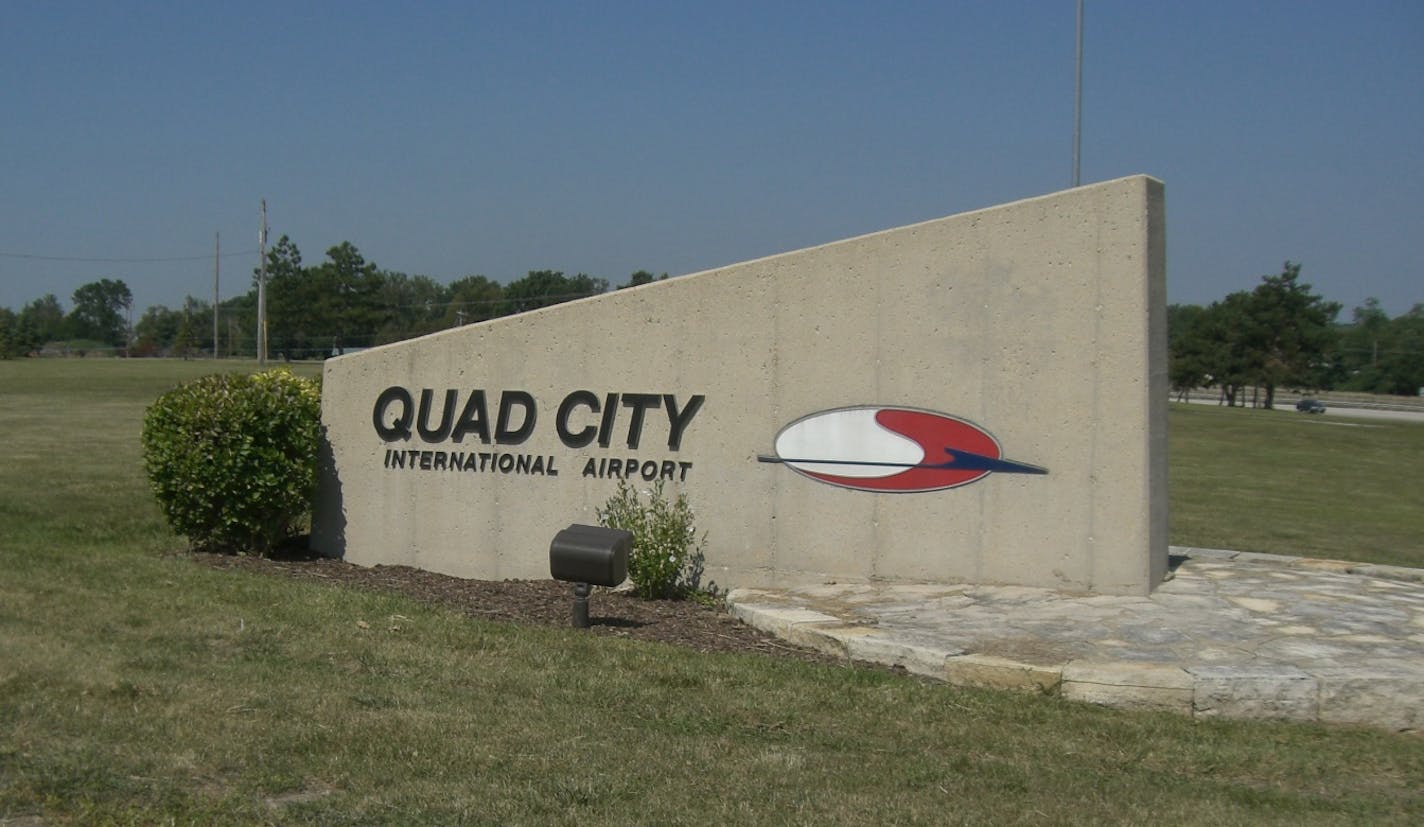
[313,175,1167,595]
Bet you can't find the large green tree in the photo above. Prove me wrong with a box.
[1167,303,1212,400]
[259,239,390,356]
[502,270,607,315]
[133,305,183,356]
[0,307,43,358]
[374,272,449,344]
[617,270,667,289]
[1202,291,1260,406]
[1168,263,1345,406]
[1241,262,1340,408]
[310,242,384,352]
[181,296,215,355]
[1384,305,1424,396]
[256,235,312,358]
[1338,300,1424,395]
[442,275,504,327]
[131,297,213,357]
[0,308,19,359]
[219,293,257,358]
[68,278,133,348]
[19,294,67,345]
[172,312,197,360]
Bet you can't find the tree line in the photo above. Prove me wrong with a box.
[0,278,135,357]
[2,248,1420,401]
[1169,262,1423,403]
[0,236,666,360]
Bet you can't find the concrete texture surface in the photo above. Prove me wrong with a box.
[727,546,1424,731]
[314,176,1167,595]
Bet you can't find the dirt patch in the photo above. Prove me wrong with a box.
[190,549,849,668]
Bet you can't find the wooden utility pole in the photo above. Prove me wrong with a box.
[257,200,268,366]
[213,231,220,359]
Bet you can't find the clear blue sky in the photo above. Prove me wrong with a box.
[3,1,1421,319]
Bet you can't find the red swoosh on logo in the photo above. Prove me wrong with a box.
[799,409,1002,492]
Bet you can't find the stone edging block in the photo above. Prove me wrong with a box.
[943,654,1063,693]
[1060,662,1195,714]
[1187,665,1319,721]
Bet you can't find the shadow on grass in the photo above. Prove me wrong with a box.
[589,616,648,629]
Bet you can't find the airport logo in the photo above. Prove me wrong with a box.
[758,406,1046,493]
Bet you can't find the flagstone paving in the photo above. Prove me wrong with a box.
[726,547,1424,731]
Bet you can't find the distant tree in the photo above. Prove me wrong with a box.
[374,272,449,344]
[1174,264,1342,407]
[310,242,385,353]
[220,293,257,358]
[618,270,668,289]
[0,308,18,359]
[134,305,184,355]
[19,294,67,345]
[1341,302,1424,396]
[1166,303,1212,400]
[502,270,607,315]
[255,234,305,290]
[0,303,45,354]
[173,312,197,360]
[1337,298,1398,393]
[1383,305,1424,396]
[1193,291,1259,406]
[257,235,311,358]
[1241,262,1340,408]
[10,312,40,356]
[255,237,393,357]
[442,275,504,327]
[181,296,214,355]
[68,278,133,348]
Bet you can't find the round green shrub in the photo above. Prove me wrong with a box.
[141,368,322,554]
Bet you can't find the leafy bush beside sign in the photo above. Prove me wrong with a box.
[142,369,321,554]
[597,479,706,599]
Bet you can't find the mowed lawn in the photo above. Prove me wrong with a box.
[1,359,1421,825]
[1169,402,1424,568]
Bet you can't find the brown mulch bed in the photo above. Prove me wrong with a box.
[191,549,849,668]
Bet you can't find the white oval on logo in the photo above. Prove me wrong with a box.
[773,408,923,478]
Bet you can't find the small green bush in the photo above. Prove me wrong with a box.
[597,479,706,599]
[141,369,322,554]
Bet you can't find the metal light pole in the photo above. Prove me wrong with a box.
[213,231,220,359]
[1073,0,1083,188]
[257,200,268,366]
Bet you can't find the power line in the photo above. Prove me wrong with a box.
[0,249,260,263]
[400,290,604,310]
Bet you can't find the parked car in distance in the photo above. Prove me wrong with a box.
[1296,398,1326,414]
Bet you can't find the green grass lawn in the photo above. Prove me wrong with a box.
[1169,403,1424,568]
[2,359,1421,824]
